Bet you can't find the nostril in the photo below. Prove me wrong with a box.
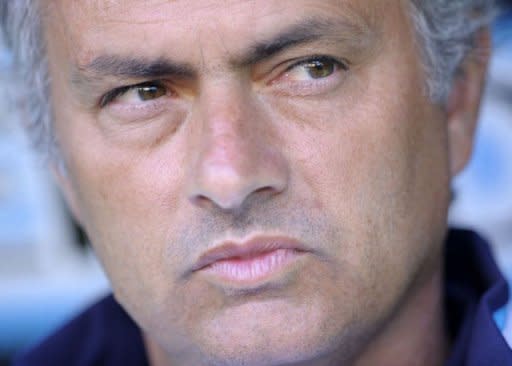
[190,194,216,210]
[254,187,271,194]
[253,185,280,199]
[189,183,285,213]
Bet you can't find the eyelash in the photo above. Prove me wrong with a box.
[284,55,349,74]
[98,55,348,108]
[99,81,167,108]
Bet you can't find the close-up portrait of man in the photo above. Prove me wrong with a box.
[1,0,510,365]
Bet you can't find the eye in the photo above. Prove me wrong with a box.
[100,81,168,107]
[284,56,347,82]
[133,84,167,101]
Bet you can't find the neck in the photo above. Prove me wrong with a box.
[354,262,449,366]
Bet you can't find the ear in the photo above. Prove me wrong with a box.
[50,162,84,226]
[446,28,491,177]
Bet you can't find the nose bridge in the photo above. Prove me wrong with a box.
[188,82,288,211]
[202,86,254,172]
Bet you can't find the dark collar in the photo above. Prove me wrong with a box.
[444,229,512,365]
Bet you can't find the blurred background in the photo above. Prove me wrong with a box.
[0,3,511,366]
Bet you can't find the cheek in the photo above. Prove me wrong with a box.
[272,68,450,294]
[55,105,194,299]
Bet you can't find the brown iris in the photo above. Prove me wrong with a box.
[304,59,336,79]
[137,85,167,101]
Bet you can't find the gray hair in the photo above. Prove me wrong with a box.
[409,0,497,102]
[0,0,54,161]
[0,0,497,163]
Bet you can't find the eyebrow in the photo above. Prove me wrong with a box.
[234,17,370,67]
[72,57,196,87]
[71,16,375,94]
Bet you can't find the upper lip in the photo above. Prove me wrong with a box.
[192,236,310,272]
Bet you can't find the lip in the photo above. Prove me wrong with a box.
[191,236,310,283]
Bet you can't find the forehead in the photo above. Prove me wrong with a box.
[41,0,404,61]
[45,0,385,23]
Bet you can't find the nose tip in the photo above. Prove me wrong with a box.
[188,148,288,212]
[190,168,287,212]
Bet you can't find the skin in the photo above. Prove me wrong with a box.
[41,0,488,365]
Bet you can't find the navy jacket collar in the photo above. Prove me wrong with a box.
[444,229,512,365]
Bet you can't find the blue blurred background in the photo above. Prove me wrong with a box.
[0,4,511,366]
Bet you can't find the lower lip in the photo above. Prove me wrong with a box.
[201,249,304,283]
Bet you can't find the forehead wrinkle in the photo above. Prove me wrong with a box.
[230,15,380,68]
[76,55,196,79]
[63,0,180,26]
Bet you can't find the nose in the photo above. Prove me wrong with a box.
[187,85,289,212]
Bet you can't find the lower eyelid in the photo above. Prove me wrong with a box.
[105,97,170,122]
[285,63,340,81]
[271,71,345,96]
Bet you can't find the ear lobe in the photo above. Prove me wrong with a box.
[446,28,491,177]
[50,163,84,225]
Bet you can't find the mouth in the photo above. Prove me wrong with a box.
[192,236,310,285]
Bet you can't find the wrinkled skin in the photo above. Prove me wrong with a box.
[42,0,487,365]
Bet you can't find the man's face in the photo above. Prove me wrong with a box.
[44,0,458,364]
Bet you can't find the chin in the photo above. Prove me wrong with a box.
[197,339,332,366]
[193,326,357,366]
[182,300,361,366]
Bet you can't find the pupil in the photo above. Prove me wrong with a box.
[307,60,334,78]
[138,86,164,101]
